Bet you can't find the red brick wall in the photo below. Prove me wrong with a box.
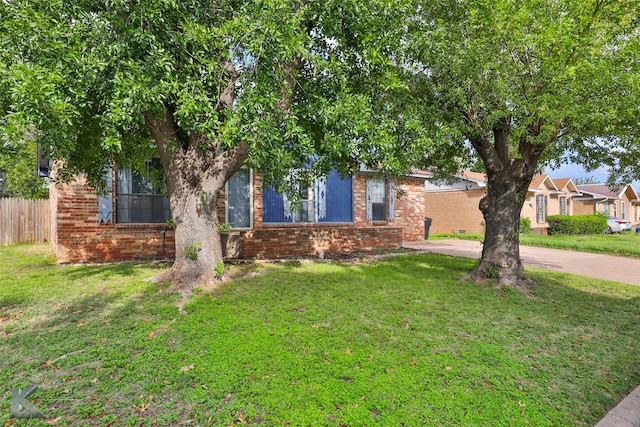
[238,224,403,259]
[394,178,427,241]
[49,171,175,263]
[352,175,425,241]
[222,173,417,258]
[51,169,423,263]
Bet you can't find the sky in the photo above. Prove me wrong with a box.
[544,163,608,183]
[544,163,640,191]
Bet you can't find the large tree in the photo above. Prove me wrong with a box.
[399,0,640,289]
[1,0,418,290]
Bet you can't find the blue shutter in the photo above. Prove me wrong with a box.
[319,170,353,222]
[262,187,292,223]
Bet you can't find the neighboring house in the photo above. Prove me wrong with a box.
[573,184,640,224]
[553,178,581,216]
[424,171,487,235]
[48,163,429,263]
[424,173,582,235]
[520,175,581,232]
[520,174,558,231]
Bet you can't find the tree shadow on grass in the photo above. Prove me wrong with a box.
[61,261,170,281]
[3,252,640,426]
[211,252,640,424]
[1,285,183,425]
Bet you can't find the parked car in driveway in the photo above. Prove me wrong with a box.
[605,216,632,234]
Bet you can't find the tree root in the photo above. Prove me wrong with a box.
[464,264,535,298]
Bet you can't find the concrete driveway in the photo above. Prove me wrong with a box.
[403,239,640,287]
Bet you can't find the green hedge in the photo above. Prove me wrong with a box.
[519,217,531,234]
[547,214,608,235]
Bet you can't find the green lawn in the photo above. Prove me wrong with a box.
[519,232,640,258]
[433,231,640,258]
[2,245,640,426]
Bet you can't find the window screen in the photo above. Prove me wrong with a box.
[369,179,386,221]
[116,160,171,224]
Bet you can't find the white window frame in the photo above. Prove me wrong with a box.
[286,181,316,223]
[366,178,395,222]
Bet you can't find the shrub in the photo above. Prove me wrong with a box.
[519,217,531,234]
[547,214,607,235]
[184,242,201,260]
[214,259,224,278]
[217,223,232,232]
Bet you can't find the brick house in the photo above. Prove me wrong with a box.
[424,171,487,235]
[424,172,582,235]
[520,175,581,233]
[48,164,428,263]
[573,184,640,225]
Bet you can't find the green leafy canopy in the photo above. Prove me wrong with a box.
[400,0,640,179]
[0,0,423,190]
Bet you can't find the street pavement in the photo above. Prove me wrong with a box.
[402,238,640,426]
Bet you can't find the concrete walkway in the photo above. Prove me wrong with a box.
[402,239,640,426]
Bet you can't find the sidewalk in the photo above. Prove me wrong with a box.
[402,238,640,426]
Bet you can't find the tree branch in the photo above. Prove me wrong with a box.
[216,60,237,112]
[493,116,512,162]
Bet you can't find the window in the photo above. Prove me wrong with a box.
[613,202,618,218]
[368,178,386,221]
[262,170,353,223]
[603,200,610,216]
[621,201,626,219]
[116,160,171,223]
[536,194,547,223]
[366,178,395,222]
[289,184,317,222]
[226,169,252,228]
[559,197,566,215]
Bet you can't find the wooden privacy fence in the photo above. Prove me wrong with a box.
[0,198,49,245]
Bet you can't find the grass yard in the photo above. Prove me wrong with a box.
[434,231,640,258]
[519,232,640,258]
[2,245,640,426]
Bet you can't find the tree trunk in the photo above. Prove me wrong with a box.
[156,185,224,291]
[461,113,549,292]
[466,165,534,291]
[144,110,248,292]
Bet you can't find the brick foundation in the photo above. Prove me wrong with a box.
[238,224,402,259]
